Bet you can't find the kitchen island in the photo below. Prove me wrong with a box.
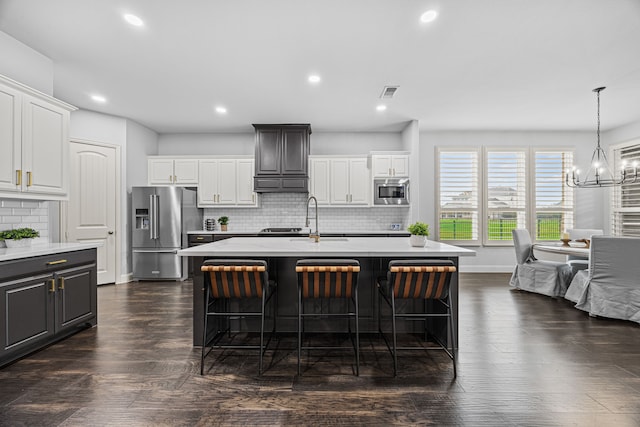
[179,236,475,346]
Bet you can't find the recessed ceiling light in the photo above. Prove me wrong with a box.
[90,94,107,103]
[124,13,144,27]
[376,104,387,112]
[215,106,227,114]
[420,10,438,23]
[308,75,321,84]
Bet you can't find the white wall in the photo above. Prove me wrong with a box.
[402,121,420,223]
[126,119,159,189]
[0,31,53,95]
[158,133,254,155]
[419,130,604,272]
[311,132,402,155]
[70,110,159,282]
[158,131,403,156]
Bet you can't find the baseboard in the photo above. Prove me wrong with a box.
[459,265,514,273]
[118,273,133,284]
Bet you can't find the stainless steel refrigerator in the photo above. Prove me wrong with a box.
[132,186,202,280]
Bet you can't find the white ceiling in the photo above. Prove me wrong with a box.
[1,0,640,134]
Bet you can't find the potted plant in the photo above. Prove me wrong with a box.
[218,216,229,232]
[407,221,429,247]
[0,227,40,248]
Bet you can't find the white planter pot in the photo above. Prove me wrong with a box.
[4,238,32,248]
[409,234,427,247]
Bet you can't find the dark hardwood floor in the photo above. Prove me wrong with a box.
[1,273,639,426]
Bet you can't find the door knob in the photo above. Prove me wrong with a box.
[108,231,114,235]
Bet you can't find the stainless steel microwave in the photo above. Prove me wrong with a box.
[373,178,410,205]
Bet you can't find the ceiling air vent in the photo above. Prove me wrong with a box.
[380,85,399,99]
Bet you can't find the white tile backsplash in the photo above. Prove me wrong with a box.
[0,198,49,242]
[202,193,410,232]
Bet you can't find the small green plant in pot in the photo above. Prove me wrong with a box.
[0,227,40,248]
[218,216,229,232]
[407,221,429,247]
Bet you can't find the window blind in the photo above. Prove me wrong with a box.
[534,151,574,241]
[612,143,640,237]
[485,150,527,242]
[437,149,479,243]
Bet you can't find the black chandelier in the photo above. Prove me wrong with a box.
[566,87,638,188]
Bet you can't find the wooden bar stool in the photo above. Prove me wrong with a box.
[377,259,457,377]
[296,259,360,376]
[200,259,277,375]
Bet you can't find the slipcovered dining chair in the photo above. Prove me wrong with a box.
[510,229,574,297]
[296,259,361,376]
[200,259,277,375]
[377,259,457,377]
[565,236,640,324]
[566,228,604,272]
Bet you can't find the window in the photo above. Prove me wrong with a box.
[484,149,527,244]
[534,151,574,241]
[436,146,574,245]
[612,141,640,237]
[436,148,480,245]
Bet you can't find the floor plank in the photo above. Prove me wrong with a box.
[1,273,639,426]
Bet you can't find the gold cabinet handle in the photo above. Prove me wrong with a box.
[16,170,22,186]
[196,237,204,240]
[58,277,65,290]
[46,259,68,265]
[169,175,172,182]
[27,171,32,187]
[49,279,56,293]
[174,175,177,183]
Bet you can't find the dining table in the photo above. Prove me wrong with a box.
[533,242,590,257]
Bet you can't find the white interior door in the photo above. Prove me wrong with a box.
[66,142,117,284]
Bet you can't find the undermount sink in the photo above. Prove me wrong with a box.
[289,237,349,242]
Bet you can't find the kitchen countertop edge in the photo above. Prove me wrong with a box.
[187,230,411,235]
[0,242,101,262]
[179,236,475,258]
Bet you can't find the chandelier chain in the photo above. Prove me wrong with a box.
[596,88,601,149]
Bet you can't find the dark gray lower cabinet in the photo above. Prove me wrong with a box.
[0,249,97,367]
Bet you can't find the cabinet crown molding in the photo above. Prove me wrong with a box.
[0,73,77,111]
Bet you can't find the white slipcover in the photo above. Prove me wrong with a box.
[565,236,640,324]
[509,229,574,297]
[566,228,604,272]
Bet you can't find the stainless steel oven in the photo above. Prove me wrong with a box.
[373,178,410,205]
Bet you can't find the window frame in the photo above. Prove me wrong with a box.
[610,138,640,237]
[435,145,575,246]
[435,146,482,246]
[483,146,529,246]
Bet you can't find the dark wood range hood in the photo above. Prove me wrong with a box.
[253,124,311,193]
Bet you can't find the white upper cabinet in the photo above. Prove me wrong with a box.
[310,156,370,206]
[197,158,257,207]
[0,75,75,200]
[371,154,409,177]
[236,159,257,205]
[148,158,198,185]
[347,158,370,204]
[0,83,20,193]
[309,157,330,204]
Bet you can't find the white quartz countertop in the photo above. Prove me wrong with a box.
[178,237,475,258]
[0,242,100,262]
[187,230,410,235]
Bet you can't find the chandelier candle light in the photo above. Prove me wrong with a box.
[566,87,638,188]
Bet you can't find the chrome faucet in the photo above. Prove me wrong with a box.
[305,195,320,243]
